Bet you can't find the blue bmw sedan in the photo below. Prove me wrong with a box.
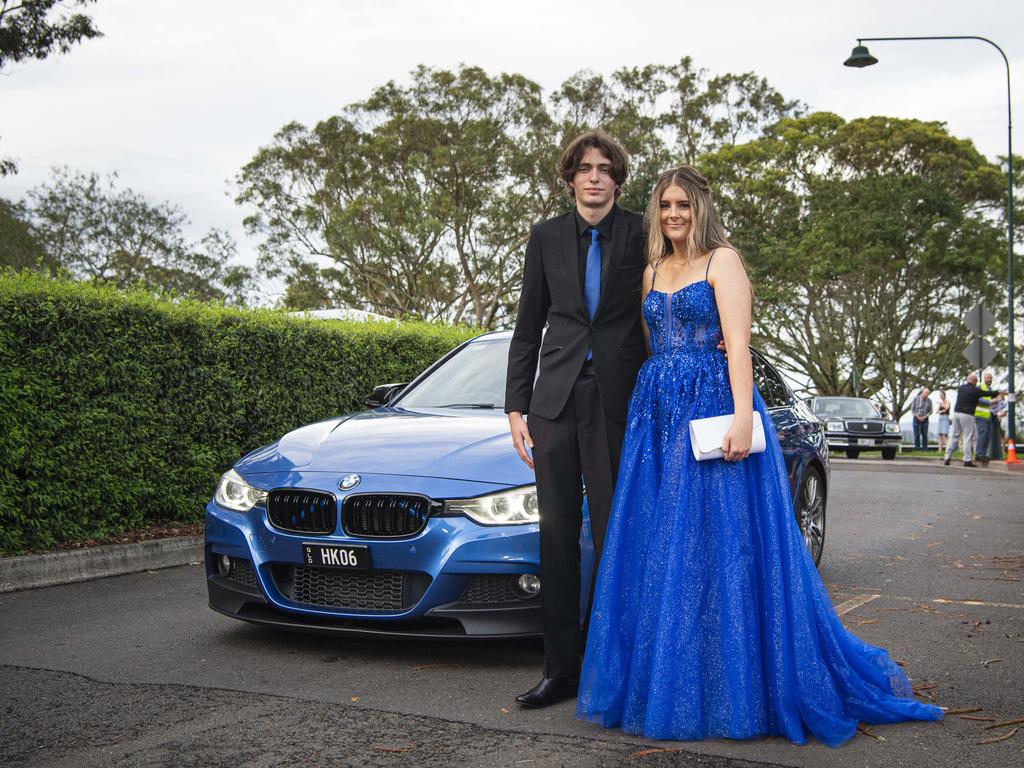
[205,331,829,638]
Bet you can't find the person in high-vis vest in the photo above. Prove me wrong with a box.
[974,371,995,466]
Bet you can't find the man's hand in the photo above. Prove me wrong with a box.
[508,411,535,470]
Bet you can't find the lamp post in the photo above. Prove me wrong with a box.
[844,36,1017,455]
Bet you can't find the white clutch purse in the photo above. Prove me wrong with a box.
[689,411,767,461]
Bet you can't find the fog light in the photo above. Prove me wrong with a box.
[515,574,541,597]
[218,554,232,575]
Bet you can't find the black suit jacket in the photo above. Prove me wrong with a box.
[505,204,647,422]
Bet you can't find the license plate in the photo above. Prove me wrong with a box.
[301,543,371,570]
[857,438,875,446]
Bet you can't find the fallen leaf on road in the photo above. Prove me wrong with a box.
[977,727,1018,745]
[857,724,886,742]
[350,696,359,702]
[500,707,509,714]
[981,658,1003,668]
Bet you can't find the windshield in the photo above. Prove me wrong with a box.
[813,398,881,419]
[397,338,509,409]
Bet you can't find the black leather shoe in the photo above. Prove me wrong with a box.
[963,461,977,467]
[515,677,579,708]
[943,459,950,466]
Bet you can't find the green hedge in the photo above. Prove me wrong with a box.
[0,272,479,554]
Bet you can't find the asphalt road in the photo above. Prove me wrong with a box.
[1,464,1022,768]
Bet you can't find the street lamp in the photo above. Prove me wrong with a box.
[844,36,1017,456]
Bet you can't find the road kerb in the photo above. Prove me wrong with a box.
[0,536,203,594]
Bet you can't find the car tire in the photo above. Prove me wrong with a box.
[795,465,826,566]
[845,449,860,459]
[881,447,897,460]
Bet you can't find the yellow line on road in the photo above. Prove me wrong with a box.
[834,594,881,615]
[830,592,1024,611]
[932,598,1024,609]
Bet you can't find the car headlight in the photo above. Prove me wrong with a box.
[825,421,845,432]
[444,485,539,525]
[214,469,268,513]
[886,422,901,433]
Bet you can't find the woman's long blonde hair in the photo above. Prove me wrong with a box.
[645,166,734,268]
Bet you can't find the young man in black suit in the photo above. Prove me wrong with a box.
[505,130,647,707]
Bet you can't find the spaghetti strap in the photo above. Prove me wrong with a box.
[705,248,717,280]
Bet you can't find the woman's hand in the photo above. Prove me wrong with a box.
[722,413,753,462]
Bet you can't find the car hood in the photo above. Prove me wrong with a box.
[235,407,532,486]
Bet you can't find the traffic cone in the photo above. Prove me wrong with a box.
[1007,439,1020,464]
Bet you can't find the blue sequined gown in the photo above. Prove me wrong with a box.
[575,278,943,747]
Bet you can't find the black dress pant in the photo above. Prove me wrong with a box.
[528,370,625,680]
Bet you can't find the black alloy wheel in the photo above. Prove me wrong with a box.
[796,466,826,566]
[845,449,860,459]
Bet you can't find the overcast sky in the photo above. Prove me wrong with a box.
[3,0,1022,282]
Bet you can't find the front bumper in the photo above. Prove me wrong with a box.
[204,472,553,638]
[826,433,901,451]
[207,576,541,638]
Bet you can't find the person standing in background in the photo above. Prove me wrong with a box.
[936,390,951,454]
[989,389,1007,460]
[974,371,995,467]
[945,372,985,467]
[910,388,932,451]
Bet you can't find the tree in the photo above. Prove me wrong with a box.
[239,65,560,325]
[703,113,1008,416]
[25,167,256,305]
[550,58,802,213]
[0,197,51,271]
[0,0,100,68]
[1,1,102,175]
[239,60,798,326]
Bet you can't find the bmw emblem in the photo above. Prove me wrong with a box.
[339,474,361,490]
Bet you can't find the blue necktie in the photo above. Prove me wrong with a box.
[584,227,601,360]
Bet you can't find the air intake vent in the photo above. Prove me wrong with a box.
[268,490,337,535]
[342,494,434,538]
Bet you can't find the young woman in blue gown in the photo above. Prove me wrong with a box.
[575,166,943,747]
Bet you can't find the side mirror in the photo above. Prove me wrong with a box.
[366,383,407,409]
